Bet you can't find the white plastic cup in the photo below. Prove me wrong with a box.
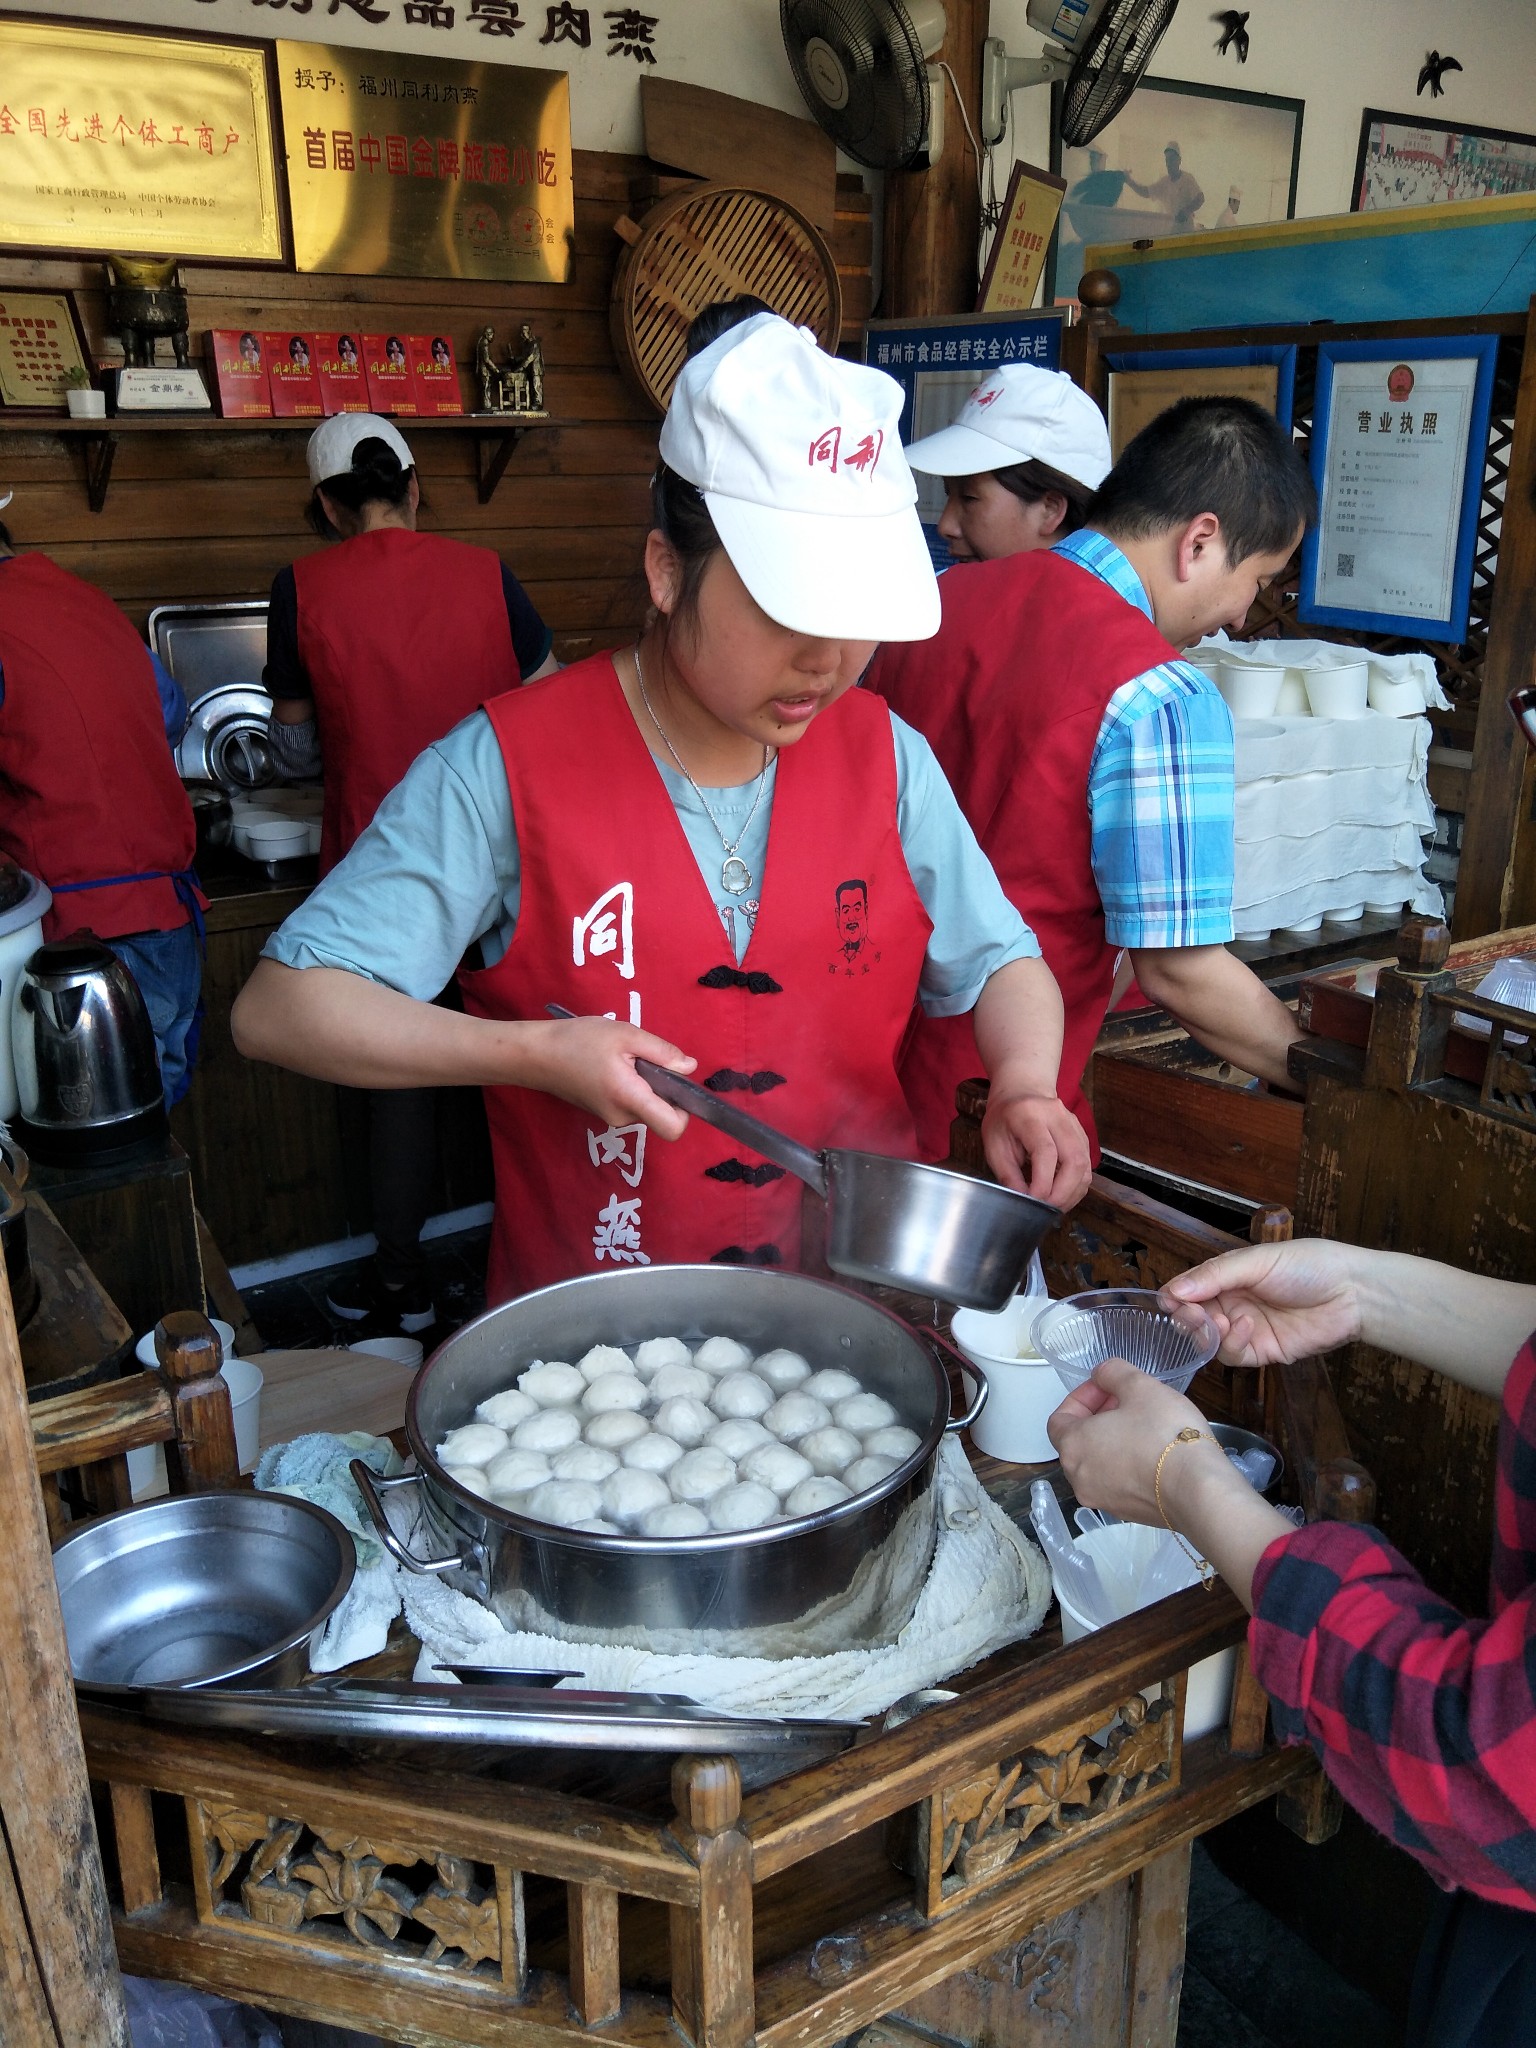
[1303,661,1369,719]
[1216,662,1285,720]
[1367,673,1427,717]
[348,1334,425,1370]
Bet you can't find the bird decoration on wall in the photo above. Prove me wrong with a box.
[1212,10,1250,62]
[1417,51,1463,98]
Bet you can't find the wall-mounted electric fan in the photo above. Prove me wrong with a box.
[780,0,947,171]
[982,0,1182,149]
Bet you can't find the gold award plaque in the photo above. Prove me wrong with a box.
[277,41,573,285]
[0,20,282,263]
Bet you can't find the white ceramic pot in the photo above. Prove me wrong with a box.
[1303,662,1370,719]
[953,1292,1060,1463]
[66,388,107,419]
[1216,662,1285,721]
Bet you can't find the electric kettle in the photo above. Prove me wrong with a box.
[11,938,167,1163]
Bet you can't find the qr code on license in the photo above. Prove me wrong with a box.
[1336,552,1355,579]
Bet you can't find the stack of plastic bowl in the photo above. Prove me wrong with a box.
[1032,1288,1221,1397]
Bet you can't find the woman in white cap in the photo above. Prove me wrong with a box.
[262,412,558,1334]
[234,315,1089,1305]
[905,363,1111,563]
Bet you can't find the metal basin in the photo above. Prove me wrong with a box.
[54,1491,355,1689]
[358,1265,986,1657]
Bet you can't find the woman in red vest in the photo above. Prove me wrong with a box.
[0,493,204,1109]
[262,413,557,1333]
[233,315,1090,1304]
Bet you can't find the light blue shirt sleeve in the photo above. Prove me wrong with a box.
[263,704,1039,1012]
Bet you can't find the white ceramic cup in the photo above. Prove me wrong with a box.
[1365,897,1407,918]
[953,1294,1061,1463]
[1324,904,1366,924]
[244,819,309,861]
[349,1334,425,1370]
[1216,662,1285,720]
[1278,914,1324,934]
[1303,662,1369,719]
[125,1351,264,1494]
[135,1317,236,1368]
[1367,673,1427,717]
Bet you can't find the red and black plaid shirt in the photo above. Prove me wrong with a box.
[1249,1333,1536,1909]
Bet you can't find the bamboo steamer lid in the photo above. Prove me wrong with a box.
[611,181,842,416]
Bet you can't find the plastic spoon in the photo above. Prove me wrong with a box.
[1030,1479,1111,1623]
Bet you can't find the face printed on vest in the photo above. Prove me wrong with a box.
[832,877,881,975]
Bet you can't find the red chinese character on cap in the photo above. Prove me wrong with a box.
[808,426,841,470]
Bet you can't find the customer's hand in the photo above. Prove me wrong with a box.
[1161,1238,1366,1368]
[1048,1357,1223,1524]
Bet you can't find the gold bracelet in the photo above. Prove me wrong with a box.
[1153,1426,1220,1590]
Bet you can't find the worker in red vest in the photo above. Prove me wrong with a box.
[866,396,1318,1164]
[262,413,557,1334]
[0,490,204,1109]
[232,314,1091,1304]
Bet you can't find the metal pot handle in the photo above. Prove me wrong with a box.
[909,1325,990,1433]
[350,1460,465,1578]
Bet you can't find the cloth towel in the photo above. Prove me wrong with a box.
[254,1431,404,1671]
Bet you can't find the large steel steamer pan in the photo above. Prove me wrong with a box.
[355,1266,987,1657]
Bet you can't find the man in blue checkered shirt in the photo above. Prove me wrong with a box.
[868,396,1318,1162]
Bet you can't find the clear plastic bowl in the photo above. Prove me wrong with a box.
[1032,1288,1221,1395]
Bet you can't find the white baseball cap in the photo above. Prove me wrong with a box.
[659,314,939,641]
[306,413,415,489]
[903,365,1111,492]
[0,489,11,511]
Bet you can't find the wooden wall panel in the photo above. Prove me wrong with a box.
[0,150,660,660]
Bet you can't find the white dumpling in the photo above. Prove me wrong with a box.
[585,1409,651,1451]
[601,1467,671,1526]
[653,1396,714,1448]
[763,1392,831,1443]
[634,1336,692,1378]
[517,1361,585,1408]
[552,1443,620,1484]
[803,1369,862,1404]
[708,1481,780,1531]
[797,1426,862,1477]
[621,1431,684,1474]
[669,1446,737,1504]
[710,1371,773,1420]
[708,1416,772,1461]
[755,1348,812,1392]
[436,1423,509,1467]
[649,1362,712,1404]
[571,1517,621,1534]
[864,1424,922,1462]
[523,1479,604,1526]
[473,1388,536,1430]
[484,1447,554,1495]
[576,1344,634,1384]
[835,1392,900,1435]
[511,1408,582,1453]
[639,1500,710,1537]
[845,1452,901,1492]
[741,1440,813,1497]
[582,1372,648,1415]
[442,1464,494,1500]
[783,1475,853,1518]
[694,1335,753,1375]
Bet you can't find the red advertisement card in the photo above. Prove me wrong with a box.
[407,333,463,417]
[206,328,272,419]
[361,332,417,415]
[264,332,324,418]
[314,332,370,415]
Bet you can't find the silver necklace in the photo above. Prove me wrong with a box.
[633,645,773,896]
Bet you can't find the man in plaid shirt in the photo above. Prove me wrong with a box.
[1052,1238,1536,2046]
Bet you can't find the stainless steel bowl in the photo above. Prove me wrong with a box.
[53,1491,355,1689]
[357,1265,986,1657]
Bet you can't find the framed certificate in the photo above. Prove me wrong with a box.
[1299,336,1498,642]
[1104,344,1297,459]
[0,289,91,411]
[976,160,1065,314]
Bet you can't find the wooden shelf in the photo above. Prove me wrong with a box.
[0,411,561,511]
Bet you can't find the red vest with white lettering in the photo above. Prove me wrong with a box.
[293,527,519,873]
[867,548,1180,1161]
[458,655,931,1305]
[0,553,200,942]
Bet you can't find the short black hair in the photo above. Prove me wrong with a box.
[1086,396,1317,565]
[684,295,773,360]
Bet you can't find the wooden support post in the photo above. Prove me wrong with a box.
[1454,295,1536,938]
[880,1,987,316]
[0,1263,130,2045]
[1363,917,1454,1093]
[567,1881,621,2026]
[109,1783,162,1917]
[155,1310,240,1491]
[669,1756,753,2048]
[1063,267,1123,407]
[1125,1842,1193,2048]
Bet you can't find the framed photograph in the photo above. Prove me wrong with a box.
[0,289,92,412]
[1298,336,1498,643]
[1104,344,1297,458]
[1048,77,1304,303]
[1353,110,1536,212]
[976,159,1066,313]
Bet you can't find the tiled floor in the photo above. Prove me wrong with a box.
[238,1236,1400,2048]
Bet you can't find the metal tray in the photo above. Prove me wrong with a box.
[149,600,270,698]
[78,1678,862,1757]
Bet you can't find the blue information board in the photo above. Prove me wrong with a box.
[866,311,1064,568]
